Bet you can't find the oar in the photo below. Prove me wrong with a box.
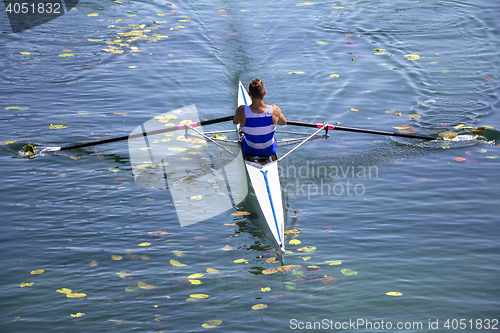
[286,120,442,141]
[58,115,234,151]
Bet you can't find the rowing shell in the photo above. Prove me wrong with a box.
[237,81,285,253]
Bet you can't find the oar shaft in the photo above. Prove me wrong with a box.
[286,120,439,140]
[60,115,234,151]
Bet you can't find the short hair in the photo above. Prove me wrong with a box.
[249,79,265,99]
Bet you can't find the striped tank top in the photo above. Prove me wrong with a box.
[241,105,277,156]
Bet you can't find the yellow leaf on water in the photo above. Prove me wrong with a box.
[70,312,85,317]
[172,250,186,257]
[234,259,246,263]
[49,124,68,129]
[129,66,138,69]
[138,282,156,290]
[289,239,301,245]
[260,287,271,292]
[284,229,301,235]
[202,320,222,328]
[139,147,150,150]
[439,131,458,139]
[20,52,31,55]
[330,74,340,77]
[56,288,72,294]
[289,71,305,74]
[168,147,189,152]
[297,246,316,252]
[316,41,328,44]
[308,265,320,268]
[301,257,311,261]
[189,279,202,284]
[170,259,187,267]
[332,6,344,9]
[66,293,87,298]
[190,293,209,299]
[266,257,278,263]
[262,268,278,274]
[88,260,98,266]
[404,54,420,60]
[252,303,267,310]
[206,268,220,274]
[157,13,165,16]
[190,195,202,200]
[138,242,151,247]
[191,144,205,149]
[374,52,387,55]
[30,270,44,275]
[5,106,21,109]
[486,156,500,159]
[179,19,190,22]
[393,126,410,130]
[215,9,226,13]
[350,108,359,112]
[223,223,236,226]
[341,268,358,276]
[454,124,465,129]
[116,271,132,279]
[125,286,138,292]
[188,273,205,279]
[88,13,99,17]
[59,53,74,57]
[87,39,101,42]
[231,211,250,216]
[408,114,421,119]
[325,260,342,265]
[221,245,232,252]
[111,255,122,260]
[386,291,403,296]
[20,282,34,287]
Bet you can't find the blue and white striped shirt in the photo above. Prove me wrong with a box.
[241,105,277,156]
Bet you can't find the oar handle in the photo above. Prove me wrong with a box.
[286,120,441,141]
[60,115,234,151]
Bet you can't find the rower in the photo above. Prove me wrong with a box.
[233,79,287,162]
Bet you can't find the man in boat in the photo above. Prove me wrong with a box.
[233,79,287,161]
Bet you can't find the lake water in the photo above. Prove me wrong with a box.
[1,0,499,331]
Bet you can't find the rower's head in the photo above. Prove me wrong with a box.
[249,78,266,100]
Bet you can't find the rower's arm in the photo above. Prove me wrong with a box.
[233,105,245,126]
[273,105,287,126]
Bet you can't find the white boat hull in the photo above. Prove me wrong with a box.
[238,81,285,252]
